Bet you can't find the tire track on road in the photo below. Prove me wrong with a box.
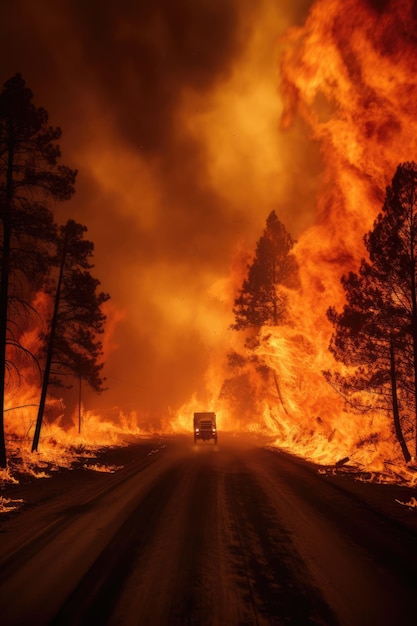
[224,454,339,626]
[0,446,164,577]
[50,460,186,625]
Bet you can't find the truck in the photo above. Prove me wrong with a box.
[193,412,217,444]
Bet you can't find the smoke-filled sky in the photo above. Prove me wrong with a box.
[1,0,321,421]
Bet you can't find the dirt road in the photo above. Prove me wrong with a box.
[1,435,417,625]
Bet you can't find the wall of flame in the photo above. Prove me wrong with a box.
[1,0,417,470]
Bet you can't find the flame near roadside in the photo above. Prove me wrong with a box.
[260,0,417,474]
[268,0,417,473]
[172,0,417,481]
[1,395,148,487]
[3,0,417,486]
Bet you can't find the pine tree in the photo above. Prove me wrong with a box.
[229,210,299,419]
[0,74,76,467]
[327,161,417,460]
[32,220,109,452]
[232,210,298,330]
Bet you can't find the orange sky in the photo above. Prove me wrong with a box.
[3,0,415,448]
[0,0,319,422]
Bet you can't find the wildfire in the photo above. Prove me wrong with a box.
[2,330,150,485]
[3,0,417,485]
[166,0,417,481]
[259,0,417,472]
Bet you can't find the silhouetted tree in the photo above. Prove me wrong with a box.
[0,74,76,467]
[229,210,298,417]
[32,220,109,452]
[232,210,298,329]
[327,161,417,461]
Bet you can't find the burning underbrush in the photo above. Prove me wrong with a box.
[4,0,417,499]
[1,401,153,490]
[184,0,417,484]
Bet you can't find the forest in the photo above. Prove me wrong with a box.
[0,75,109,468]
[225,166,417,467]
[2,71,417,478]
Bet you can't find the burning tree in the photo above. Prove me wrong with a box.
[32,220,109,452]
[327,162,417,462]
[0,75,76,467]
[223,211,299,422]
[232,210,298,330]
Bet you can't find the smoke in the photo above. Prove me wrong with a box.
[0,1,317,423]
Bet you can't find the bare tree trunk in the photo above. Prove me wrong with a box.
[78,376,82,434]
[390,340,411,463]
[272,369,288,415]
[409,225,417,458]
[0,130,14,467]
[32,234,68,452]
[0,223,11,468]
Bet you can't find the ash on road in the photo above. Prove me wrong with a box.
[1,435,417,626]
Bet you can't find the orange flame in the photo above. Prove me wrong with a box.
[4,0,417,485]
[169,0,417,481]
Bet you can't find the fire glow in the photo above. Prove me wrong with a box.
[174,0,417,481]
[2,0,417,484]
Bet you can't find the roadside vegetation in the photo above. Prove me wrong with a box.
[227,164,417,468]
[0,74,109,467]
[2,73,417,484]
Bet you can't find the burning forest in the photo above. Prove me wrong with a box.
[1,0,417,485]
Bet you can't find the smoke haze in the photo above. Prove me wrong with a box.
[0,0,318,423]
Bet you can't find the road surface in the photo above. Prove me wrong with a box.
[1,435,417,625]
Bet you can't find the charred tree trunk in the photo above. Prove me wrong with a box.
[411,305,417,458]
[272,369,288,415]
[0,128,14,467]
[78,376,82,434]
[409,203,417,458]
[389,340,411,463]
[32,234,68,452]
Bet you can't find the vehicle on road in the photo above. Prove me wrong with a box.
[193,412,217,444]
